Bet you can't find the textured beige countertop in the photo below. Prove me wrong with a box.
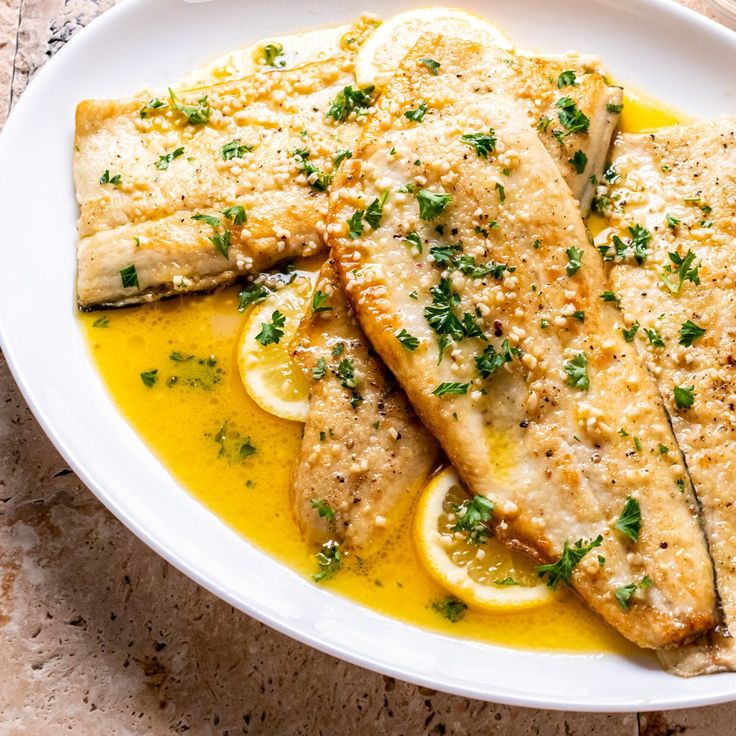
[1,1,735,733]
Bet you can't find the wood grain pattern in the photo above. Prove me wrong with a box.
[0,1,734,732]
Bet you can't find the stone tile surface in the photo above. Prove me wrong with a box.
[0,1,734,733]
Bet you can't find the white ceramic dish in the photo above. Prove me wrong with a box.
[1,0,736,712]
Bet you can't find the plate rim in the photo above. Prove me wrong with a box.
[2,0,736,712]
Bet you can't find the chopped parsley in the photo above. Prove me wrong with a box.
[239,437,257,458]
[600,291,620,305]
[674,384,695,410]
[557,70,578,88]
[565,246,583,276]
[615,576,652,610]
[292,148,333,191]
[222,205,246,226]
[424,278,463,342]
[451,495,494,545]
[364,190,388,229]
[155,146,185,170]
[564,351,589,391]
[431,595,467,623]
[168,88,210,125]
[495,182,506,203]
[417,189,452,220]
[554,96,590,137]
[679,319,706,347]
[92,316,109,328]
[326,85,374,122]
[396,328,419,351]
[347,210,364,239]
[99,169,121,185]
[666,213,680,229]
[255,310,286,346]
[311,290,332,313]
[140,369,158,388]
[404,101,428,122]
[568,149,588,174]
[333,149,352,167]
[432,382,469,397]
[537,536,603,588]
[661,250,701,294]
[404,231,423,253]
[460,128,497,158]
[475,340,518,379]
[622,322,640,342]
[237,284,269,311]
[644,328,665,348]
[313,541,341,582]
[310,498,335,521]
[261,43,286,68]
[221,139,253,160]
[312,358,327,380]
[615,496,641,543]
[607,102,624,114]
[419,57,441,75]
[139,98,167,118]
[495,577,519,586]
[120,264,139,289]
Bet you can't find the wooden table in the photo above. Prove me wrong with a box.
[1,1,734,732]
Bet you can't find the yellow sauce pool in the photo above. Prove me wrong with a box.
[80,86,677,657]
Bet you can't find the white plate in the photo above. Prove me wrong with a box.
[1,0,735,712]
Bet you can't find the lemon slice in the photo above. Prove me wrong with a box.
[355,8,514,89]
[414,467,554,610]
[238,276,315,422]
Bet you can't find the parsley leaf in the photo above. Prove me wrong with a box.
[451,495,494,545]
[679,320,706,347]
[222,205,246,226]
[461,128,497,158]
[333,149,352,167]
[99,169,121,185]
[139,98,167,118]
[92,316,109,328]
[554,96,590,137]
[326,85,374,122]
[347,209,364,239]
[674,384,695,410]
[475,340,518,379]
[396,328,419,351]
[615,496,641,543]
[432,382,469,397]
[419,57,441,75]
[140,369,158,387]
[644,328,665,348]
[404,101,428,122]
[569,149,588,174]
[312,290,332,313]
[557,70,578,88]
[661,250,701,294]
[431,595,467,623]
[417,189,452,220]
[566,246,583,276]
[237,284,269,312]
[622,322,640,342]
[155,146,185,170]
[120,264,139,289]
[262,43,286,68]
[312,358,327,380]
[537,536,603,589]
[255,310,286,346]
[168,88,211,125]
[495,182,506,203]
[239,437,257,458]
[404,231,423,253]
[424,278,463,341]
[221,139,253,160]
[313,541,341,582]
[615,583,638,610]
[310,498,335,521]
[364,190,388,229]
[564,352,589,390]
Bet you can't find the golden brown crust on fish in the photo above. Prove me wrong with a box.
[290,260,439,554]
[328,33,715,649]
[597,118,736,671]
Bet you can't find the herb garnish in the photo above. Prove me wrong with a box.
[262,43,286,68]
[461,128,497,158]
[310,498,335,521]
[168,88,211,125]
[99,169,121,185]
[432,382,469,397]
[557,70,578,88]
[120,264,139,289]
[431,596,467,623]
[140,369,158,387]
[221,139,253,160]
[417,189,451,220]
[451,495,494,545]
[396,329,419,351]
[537,536,603,588]
[661,250,701,294]
[419,57,441,75]
[313,541,341,582]
[674,384,695,410]
[312,290,332,313]
[569,149,588,174]
[255,310,286,346]
[615,497,641,543]
[564,352,589,390]
[679,320,706,347]
[565,246,583,276]
[155,146,185,170]
[404,101,428,122]
[326,85,374,122]
[237,284,269,312]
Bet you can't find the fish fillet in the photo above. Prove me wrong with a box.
[290,260,439,554]
[328,33,715,649]
[74,18,376,309]
[595,118,736,672]
[74,19,619,309]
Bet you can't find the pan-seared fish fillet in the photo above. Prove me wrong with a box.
[595,118,736,672]
[74,18,376,309]
[74,16,619,309]
[290,260,439,554]
[328,33,716,648]
[286,47,620,553]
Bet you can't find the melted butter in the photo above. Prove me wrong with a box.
[79,78,679,660]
